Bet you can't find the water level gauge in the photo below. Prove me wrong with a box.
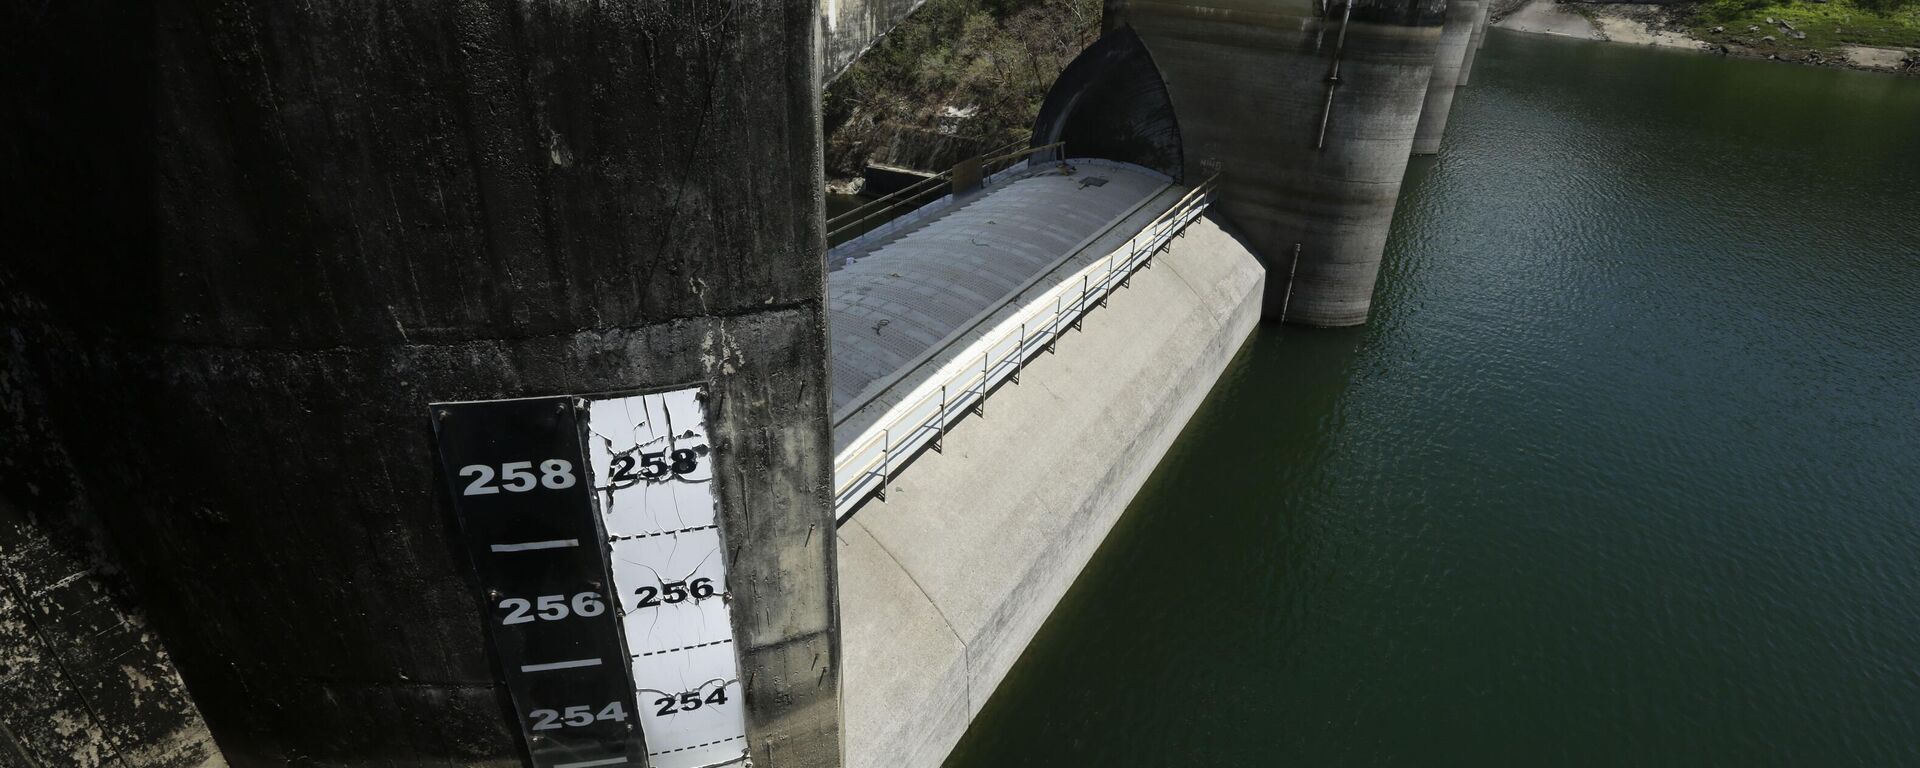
[431,387,749,768]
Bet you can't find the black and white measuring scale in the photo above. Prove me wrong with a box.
[431,387,746,768]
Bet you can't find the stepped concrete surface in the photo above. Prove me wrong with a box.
[829,160,1175,444]
[835,213,1265,768]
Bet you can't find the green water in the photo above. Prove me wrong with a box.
[944,32,1920,765]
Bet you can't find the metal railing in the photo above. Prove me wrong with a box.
[827,141,1066,247]
[830,174,1220,522]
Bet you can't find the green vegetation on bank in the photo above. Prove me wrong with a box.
[1688,0,1920,50]
[824,0,1099,177]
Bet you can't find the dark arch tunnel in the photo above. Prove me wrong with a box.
[1030,25,1185,182]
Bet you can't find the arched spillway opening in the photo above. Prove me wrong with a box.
[1030,25,1184,182]
[1087,0,1447,326]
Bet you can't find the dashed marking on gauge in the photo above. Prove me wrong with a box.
[636,639,733,658]
[648,735,746,757]
[490,539,580,552]
[519,657,604,673]
[609,524,717,543]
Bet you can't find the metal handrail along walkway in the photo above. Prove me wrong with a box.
[830,174,1219,522]
[826,141,1065,247]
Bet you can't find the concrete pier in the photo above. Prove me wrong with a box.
[823,0,932,81]
[1414,0,1486,154]
[1110,0,1447,326]
[1459,1,1491,86]
[11,1,842,765]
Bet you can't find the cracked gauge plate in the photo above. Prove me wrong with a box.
[585,388,748,768]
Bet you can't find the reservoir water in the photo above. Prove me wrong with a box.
[943,31,1920,765]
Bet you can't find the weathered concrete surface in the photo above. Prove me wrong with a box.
[837,214,1264,768]
[1110,0,1445,326]
[0,501,225,768]
[824,0,930,81]
[1414,0,1485,154]
[9,0,841,765]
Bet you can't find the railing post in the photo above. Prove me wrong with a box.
[1101,255,1114,307]
[879,428,891,501]
[976,352,989,416]
[1014,324,1025,384]
[1049,296,1062,353]
[1077,275,1089,330]
[936,385,947,453]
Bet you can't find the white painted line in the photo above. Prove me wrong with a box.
[489,539,579,552]
[520,658,603,673]
[552,758,628,768]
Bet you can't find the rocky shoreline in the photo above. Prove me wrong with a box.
[1493,0,1919,74]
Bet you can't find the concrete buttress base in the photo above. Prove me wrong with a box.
[1413,0,1485,154]
[836,215,1264,768]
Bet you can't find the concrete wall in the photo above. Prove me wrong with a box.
[0,498,224,768]
[1414,0,1485,154]
[1109,0,1446,326]
[9,0,840,765]
[823,0,931,82]
[836,215,1263,768]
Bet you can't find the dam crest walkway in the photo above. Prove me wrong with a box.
[827,159,1215,520]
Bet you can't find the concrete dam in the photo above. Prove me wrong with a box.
[4,0,1486,766]
[829,2,1489,760]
